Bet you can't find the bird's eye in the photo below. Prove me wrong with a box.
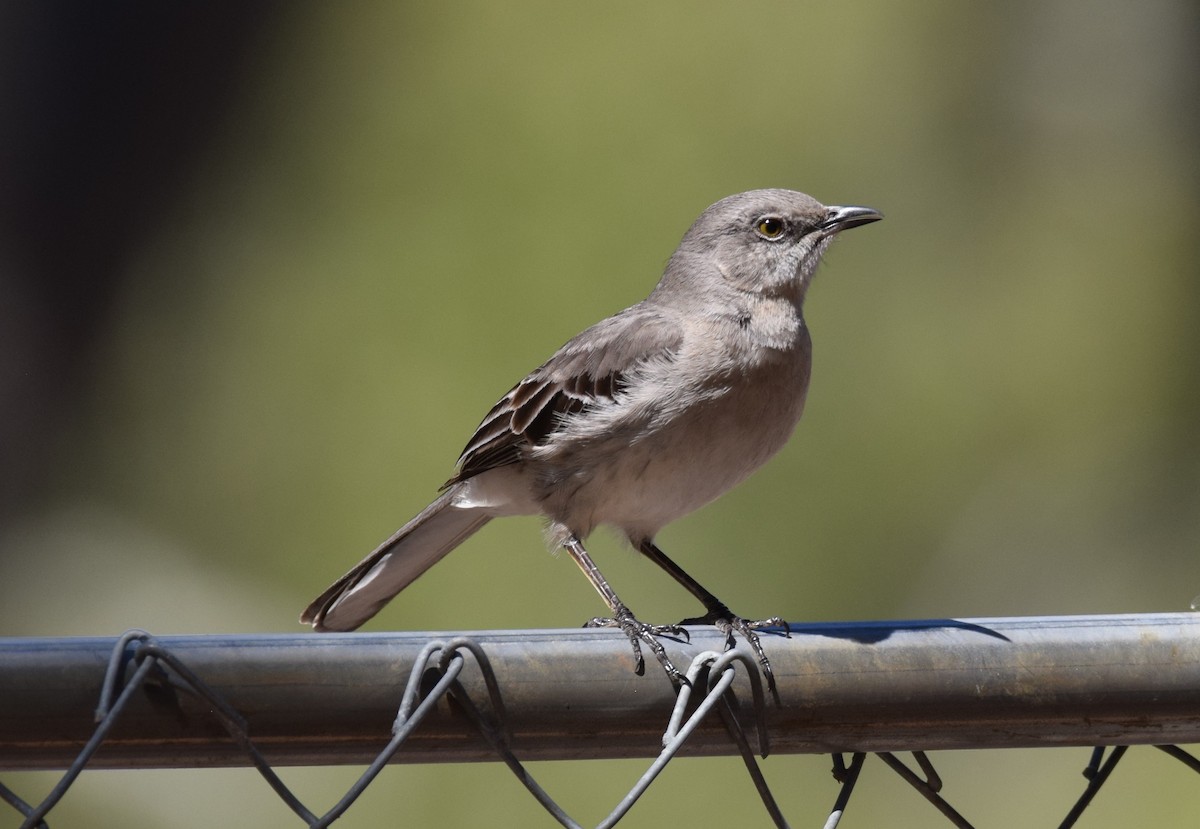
[755,216,786,240]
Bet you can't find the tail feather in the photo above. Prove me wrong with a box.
[301,485,492,631]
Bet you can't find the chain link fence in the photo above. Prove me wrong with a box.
[3,614,1199,827]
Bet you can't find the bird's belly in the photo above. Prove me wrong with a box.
[538,363,809,540]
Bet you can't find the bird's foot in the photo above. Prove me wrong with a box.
[682,606,790,692]
[586,605,691,687]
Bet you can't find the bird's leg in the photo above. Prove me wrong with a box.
[563,535,690,687]
[636,539,790,690]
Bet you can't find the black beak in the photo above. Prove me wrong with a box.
[821,205,883,233]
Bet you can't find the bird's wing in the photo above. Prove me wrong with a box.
[445,304,682,486]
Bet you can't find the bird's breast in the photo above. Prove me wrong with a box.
[532,324,812,539]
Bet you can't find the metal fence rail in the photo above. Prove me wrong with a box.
[4,613,1200,769]
[2,613,1198,828]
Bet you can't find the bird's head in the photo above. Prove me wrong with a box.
[657,189,882,304]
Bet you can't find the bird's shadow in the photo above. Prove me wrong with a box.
[761,617,1012,645]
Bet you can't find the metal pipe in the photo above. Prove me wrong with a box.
[2,613,1197,770]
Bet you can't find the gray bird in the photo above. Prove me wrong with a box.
[302,189,881,687]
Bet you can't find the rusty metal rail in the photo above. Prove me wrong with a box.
[3,613,1198,771]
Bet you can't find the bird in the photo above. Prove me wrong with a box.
[302,189,882,688]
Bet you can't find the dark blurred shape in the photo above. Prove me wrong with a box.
[0,2,283,517]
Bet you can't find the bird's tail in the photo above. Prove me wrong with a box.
[300,484,492,631]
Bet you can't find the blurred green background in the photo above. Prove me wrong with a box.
[2,1,1198,826]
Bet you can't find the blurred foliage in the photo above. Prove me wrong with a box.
[2,1,1198,826]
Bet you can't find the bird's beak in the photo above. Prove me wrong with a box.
[821,205,883,234]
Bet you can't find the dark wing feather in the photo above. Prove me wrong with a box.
[443,304,681,487]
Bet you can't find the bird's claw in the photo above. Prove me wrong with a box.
[682,608,789,692]
[586,606,690,687]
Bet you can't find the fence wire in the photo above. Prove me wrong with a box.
[2,616,1199,827]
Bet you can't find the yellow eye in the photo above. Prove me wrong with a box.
[755,216,785,239]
